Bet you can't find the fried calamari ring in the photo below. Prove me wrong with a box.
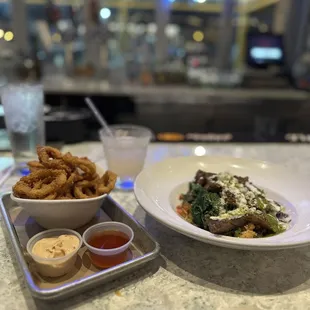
[43,192,57,200]
[72,172,100,198]
[27,161,45,172]
[56,172,82,197]
[13,170,67,199]
[56,192,74,200]
[33,176,54,190]
[37,146,73,174]
[24,178,57,199]
[84,188,96,196]
[37,145,62,160]
[63,152,96,176]
[81,172,100,181]
[96,170,117,195]
[15,145,118,200]
[73,180,98,199]
[33,179,44,190]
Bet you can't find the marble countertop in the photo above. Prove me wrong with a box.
[1,142,310,310]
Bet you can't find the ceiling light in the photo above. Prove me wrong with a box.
[100,8,111,19]
[193,31,204,42]
[4,31,14,42]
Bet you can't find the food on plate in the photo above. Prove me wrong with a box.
[32,234,80,259]
[13,146,117,199]
[177,170,291,238]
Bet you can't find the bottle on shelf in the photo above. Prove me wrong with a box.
[15,40,42,83]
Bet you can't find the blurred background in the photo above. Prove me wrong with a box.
[0,0,310,145]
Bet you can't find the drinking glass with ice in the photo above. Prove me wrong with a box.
[99,125,152,190]
[1,84,45,167]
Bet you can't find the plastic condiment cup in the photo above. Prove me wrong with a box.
[82,222,134,269]
[26,229,83,278]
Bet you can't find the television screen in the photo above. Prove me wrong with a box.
[246,33,284,68]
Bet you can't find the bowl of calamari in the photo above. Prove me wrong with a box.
[11,146,117,229]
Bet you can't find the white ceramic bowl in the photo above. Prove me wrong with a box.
[11,165,109,229]
[135,155,310,250]
[11,193,106,229]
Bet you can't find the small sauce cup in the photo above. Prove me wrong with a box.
[26,229,82,278]
[82,222,134,269]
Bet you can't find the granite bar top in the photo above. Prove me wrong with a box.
[1,143,310,310]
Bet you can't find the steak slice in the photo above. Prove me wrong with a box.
[234,175,249,185]
[194,170,215,183]
[194,170,220,192]
[207,214,273,234]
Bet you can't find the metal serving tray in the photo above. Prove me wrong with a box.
[0,193,160,301]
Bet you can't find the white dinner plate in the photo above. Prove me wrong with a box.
[134,156,310,250]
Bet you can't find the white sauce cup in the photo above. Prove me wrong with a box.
[26,228,82,278]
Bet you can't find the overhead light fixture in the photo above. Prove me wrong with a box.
[195,0,206,3]
[4,31,14,42]
[100,8,111,19]
[193,30,204,42]
[0,29,4,39]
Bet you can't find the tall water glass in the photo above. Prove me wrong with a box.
[1,84,45,166]
[99,125,152,190]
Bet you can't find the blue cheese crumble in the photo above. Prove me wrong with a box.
[210,172,282,220]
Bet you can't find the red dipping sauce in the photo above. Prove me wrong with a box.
[87,230,131,269]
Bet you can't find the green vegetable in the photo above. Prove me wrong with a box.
[234,228,242,237]
[182,182,198,203]
[252,184,265,195]
[224,203,237,211]
[256,196,275,212]
[261,196,273,210]
[189,183,221,228]
[265,214,285,234]
[256,197,265,210]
